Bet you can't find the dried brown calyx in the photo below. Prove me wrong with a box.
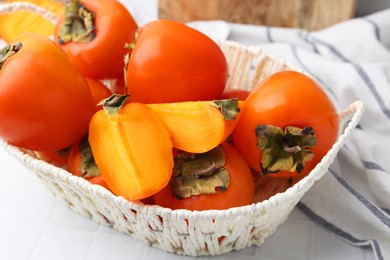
[57,0,96,44]
[169,146,230,200]
[256,124,317,175]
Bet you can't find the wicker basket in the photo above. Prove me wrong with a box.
[0,2,365,257]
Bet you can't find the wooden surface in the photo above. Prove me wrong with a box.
[159,0,357,31]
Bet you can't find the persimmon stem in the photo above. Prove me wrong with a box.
[256,124,317,175]
[123,53,130,95]
[122,38,138,96]
[282,140,302,153]
[79,135,100,178]
[211,98,240,120]
[169,146,230,200]
[102,94,129,116]
[0,42,22,70]
[57,0,95,44]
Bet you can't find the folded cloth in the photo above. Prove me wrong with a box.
[189,9,390,260]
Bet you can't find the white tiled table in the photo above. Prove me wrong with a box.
[0,1,376,259]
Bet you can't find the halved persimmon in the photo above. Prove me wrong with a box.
[147,99,242,153]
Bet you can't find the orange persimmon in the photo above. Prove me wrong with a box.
[85,78,112,112]
[153,142,254,211]
[88,94,174,201]
[253,173,292,203]
[0,0,64,42]
[147,99,243,153]
[35,148,70,169]
[220,89,250,101]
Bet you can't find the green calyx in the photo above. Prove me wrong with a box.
[57,0,95,44]
[211,98,240,120]
[79,135,100,178]
[0,42,22,70]
[256,125,317,175]
[169,146,230,200]
[101,93,129,116]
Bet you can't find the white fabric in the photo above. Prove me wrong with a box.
[189,9,390,260]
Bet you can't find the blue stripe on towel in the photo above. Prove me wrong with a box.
[265,26,274,43]
[302,32,320,53]
[342,145,387,174]
[351,63,390,119]
[329,169,390,228]
[361,17,381,41]
[311,37,350,62]
[362,161,386,172]
[297,202,383,260]
[310,37,390,119]
[290,45,338,101]
[372,240,385,260]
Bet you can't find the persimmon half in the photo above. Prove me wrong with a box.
[88,94,174,201]
[147,99,243,153]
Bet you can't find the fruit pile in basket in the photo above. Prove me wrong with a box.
[0,0,339,211]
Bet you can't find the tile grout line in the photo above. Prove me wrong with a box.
[27,228,47,260]
[27,203,61,260]
[0,179,20,218]
[84,224,106,260]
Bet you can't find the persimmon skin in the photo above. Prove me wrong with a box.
[232,70,339,178]
[85,78,112,112]
[253,173,292,203]
[147,101,243,153]
[0,33,95,151]
[88,102,174,201]
[125,20,228,103]
[220,89,250,101]
[153,142,255,211]
[54,0,138,79]
[35,149,70,169]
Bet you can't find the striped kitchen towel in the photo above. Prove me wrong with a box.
[189,8,390,260]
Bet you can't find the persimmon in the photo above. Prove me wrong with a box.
[54,0,138,79]
[0,0,64,43]
[88,94,174,201]
[0,33,95,151]
[147,99,242,153]
[220,89,250,101]
[124,19,228,103]
[233,70,339,178]
[153,142,254,211]
[85,78,112,112]
[35,148,70,169]
[68,134,108,189]
[253,174,292,203]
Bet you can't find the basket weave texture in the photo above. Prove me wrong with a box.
[0,2,365,256]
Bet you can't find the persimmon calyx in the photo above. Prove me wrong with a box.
[0,42,22,70]
[255,125,317,175]
[79,135,100,178]
[101,93,129,116]
[57,0,95,44]
[124,42,135,51]
[122,37,138,94]
[169,146,230,200]
[211,98,240,120]
[123,52,130,94]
